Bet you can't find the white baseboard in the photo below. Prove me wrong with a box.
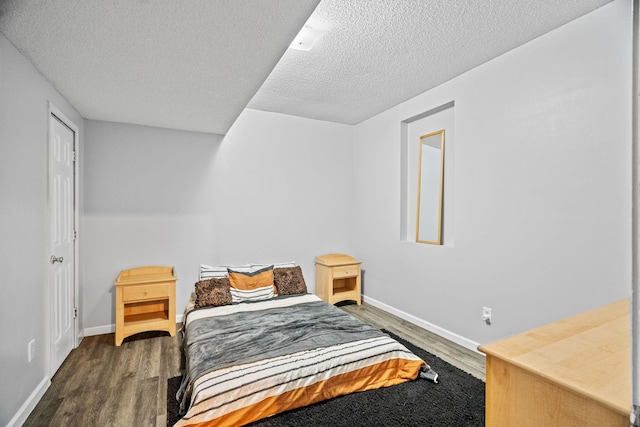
[84,324,114,336]
[8,375,50,427]
[76,331,85,347]
[83,314,185,337]
[362,295,482,354]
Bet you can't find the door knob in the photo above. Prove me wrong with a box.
[50,255,64,264]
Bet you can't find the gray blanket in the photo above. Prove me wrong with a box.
[177,298,392,413]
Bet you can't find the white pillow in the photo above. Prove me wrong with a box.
[199,263,250,280]
[251,261,296,269]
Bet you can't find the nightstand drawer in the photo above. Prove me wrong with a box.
[332,265,359,278]
[122,283,169,302]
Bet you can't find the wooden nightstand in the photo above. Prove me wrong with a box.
[114,266,176,346]
[315,254,361,305]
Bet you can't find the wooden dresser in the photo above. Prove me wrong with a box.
[478,298,630,427]
[114,266,176,346]
[315,254,361,305]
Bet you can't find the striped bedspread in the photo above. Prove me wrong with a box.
[175,294,430,427]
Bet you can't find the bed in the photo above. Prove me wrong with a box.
[173,263,438,427]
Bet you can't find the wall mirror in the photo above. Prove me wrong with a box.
[416,129,445,244]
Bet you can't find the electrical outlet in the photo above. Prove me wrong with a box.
[28,339,35,363]
[482,306,492,325]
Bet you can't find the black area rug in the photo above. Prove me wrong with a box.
[167,330,485,426]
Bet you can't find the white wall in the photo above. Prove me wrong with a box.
[82,109,354,332]
[353,0,631,348]
[82,121,222,332]
[211,109,356,271]
[0,34,84,426]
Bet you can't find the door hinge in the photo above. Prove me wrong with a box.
[73,307,78,319]
[73,229,77,240]
[73,151,77,162]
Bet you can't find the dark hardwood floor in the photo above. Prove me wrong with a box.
[340,302,485,380]
[24,302,485,426]
[25,331,182,427]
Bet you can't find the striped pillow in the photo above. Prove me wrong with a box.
[228,265,275,303]
[199,264,251,280]
[251,261,296,270]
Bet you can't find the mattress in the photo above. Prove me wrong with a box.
[175,294,434,427]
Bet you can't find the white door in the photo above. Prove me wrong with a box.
[49,111,76,374]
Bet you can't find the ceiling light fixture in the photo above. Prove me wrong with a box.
[289,25,326,51]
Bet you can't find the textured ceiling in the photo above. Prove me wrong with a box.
[0,0,613,133]
[0,0,319,134]
[249,0,613,124]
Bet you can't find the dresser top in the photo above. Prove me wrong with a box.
[479,298,630,416]
[115,265,176,286]
[315,253,359,267]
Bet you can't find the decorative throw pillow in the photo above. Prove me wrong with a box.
[273,266,308,296]
[194,277,232,308]
[227,265,275,303]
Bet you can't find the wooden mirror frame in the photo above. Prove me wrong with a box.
[416,129,445,245]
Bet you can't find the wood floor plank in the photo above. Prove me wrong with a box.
[59,357,103,397]
[46,386,96,427]
[24,303,484,426]
[340,302,486,380]
[137,336,161,379]
[22,396,63,426]
[132,376,159,427]
[111,375,140,426]
[93,384,123,427]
